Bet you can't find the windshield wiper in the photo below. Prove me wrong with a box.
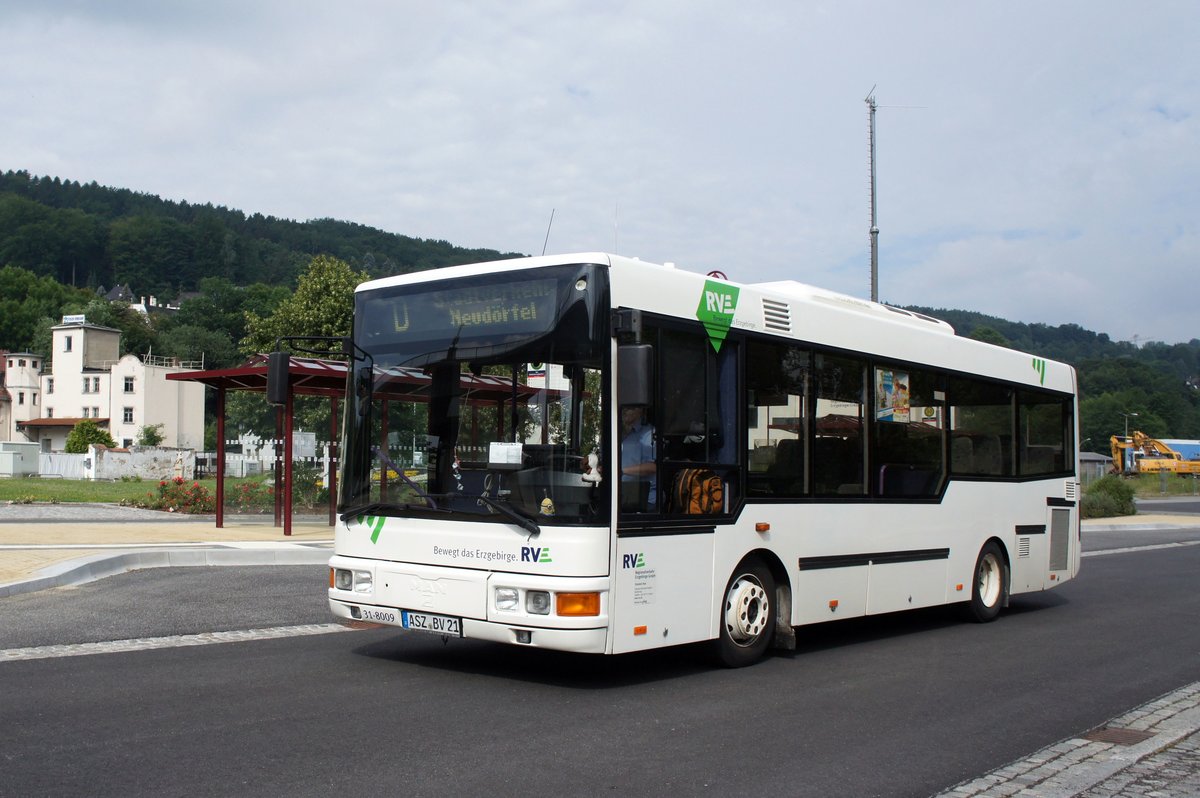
[476,493,541,536]
[339,501,450,523]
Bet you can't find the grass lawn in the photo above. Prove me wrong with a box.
[1126,471,1200,497]
[0,477,222,504]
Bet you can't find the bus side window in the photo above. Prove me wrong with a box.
[655,325,740,514]
[1018,390,1073,476]
[746,340,809,497]
[813,354,866,496]
[872,365,946,498]
[949,377,1014,477]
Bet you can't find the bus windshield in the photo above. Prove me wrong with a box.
[339,263,610,527]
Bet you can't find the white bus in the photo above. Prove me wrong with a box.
[327,252,1079,666]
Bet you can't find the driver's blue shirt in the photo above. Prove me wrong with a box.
[620,421,656,506]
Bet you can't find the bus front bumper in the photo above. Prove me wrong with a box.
[329,598,610,653]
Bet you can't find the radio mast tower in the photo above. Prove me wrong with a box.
[866,88,879,302]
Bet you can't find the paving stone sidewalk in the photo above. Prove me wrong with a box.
[935,683,1200,797]
[0,502,333,593]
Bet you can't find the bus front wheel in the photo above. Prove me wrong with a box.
[966,541,1007,623]
[715,558,775,667]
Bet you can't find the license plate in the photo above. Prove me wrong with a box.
[401,610,463,637]
[358,607,398,624]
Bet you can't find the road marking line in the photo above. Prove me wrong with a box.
[0,623,361,663]
[1083,540,1200,557]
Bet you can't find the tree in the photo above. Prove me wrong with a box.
[64,420,117,453]
[0,264,90,351]
[167,276,288,352]
[108,214,194,296]
[241,254,369,355]
[136,424,165,446]
[157,324,238,369]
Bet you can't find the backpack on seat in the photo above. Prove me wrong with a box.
[671,468,724,514]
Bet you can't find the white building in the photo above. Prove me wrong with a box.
[2,317,205,452]
[0,351,44,444]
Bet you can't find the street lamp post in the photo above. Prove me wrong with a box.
[1120,412,1139,474]
[1122,412,1139,439]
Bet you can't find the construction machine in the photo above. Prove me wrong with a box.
[1109,431,1200,475]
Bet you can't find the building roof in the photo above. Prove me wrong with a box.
[103,283,135,302]
[16,417,110,429]
[167,353,553,405]
[50,321,122,334]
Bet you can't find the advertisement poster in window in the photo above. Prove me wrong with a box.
[876,368,910,423]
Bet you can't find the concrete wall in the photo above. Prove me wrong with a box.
[85,445,196,481]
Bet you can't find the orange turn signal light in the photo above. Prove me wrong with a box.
[556,592,600,616]
[633,626,648,636]
[329,568,336,588]
[755,522,770,532]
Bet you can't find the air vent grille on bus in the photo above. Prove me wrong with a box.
[1018,537,1031,558]
[762,299,792,333]
[1065,481,1078,501]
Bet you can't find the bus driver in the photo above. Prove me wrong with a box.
[620,404,656,510]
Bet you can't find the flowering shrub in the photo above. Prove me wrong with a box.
[129,476,217,514]
[234,480,275,513]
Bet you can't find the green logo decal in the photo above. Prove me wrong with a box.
[1032,358,1046,385]
[696,279,739,353]
[359,515,386,544]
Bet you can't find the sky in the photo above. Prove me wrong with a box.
[2,1,1197,344]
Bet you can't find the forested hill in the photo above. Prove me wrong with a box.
[0,170,521,296]
[904,305,1200,446]
[3,169,1198,448]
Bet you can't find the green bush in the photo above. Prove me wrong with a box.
[1082,475,1136,518]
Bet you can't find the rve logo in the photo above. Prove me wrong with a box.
[521,546,553,563]
[1031,357,1046,385]
[622,553,646,569]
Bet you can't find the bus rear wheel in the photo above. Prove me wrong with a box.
[715,558,775,667]
[965,541,1007,623]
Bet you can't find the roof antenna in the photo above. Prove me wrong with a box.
[542,208,555,256]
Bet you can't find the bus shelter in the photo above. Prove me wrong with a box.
[168,355,549,535]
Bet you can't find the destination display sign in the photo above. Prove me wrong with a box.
[391,278,556,335]
[361,275,561,352]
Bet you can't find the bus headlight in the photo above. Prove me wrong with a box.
[495,587,519,612]
[526,590,551,615]
[353,570,373,593]
[334,569,353,591]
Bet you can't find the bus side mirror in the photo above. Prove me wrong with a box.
[266,351,289,406]
[618,344,653,406]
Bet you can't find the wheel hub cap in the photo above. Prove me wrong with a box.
[725,575,769,645]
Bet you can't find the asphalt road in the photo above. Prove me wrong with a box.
[1,525,1198,798]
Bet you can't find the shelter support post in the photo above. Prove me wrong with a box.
[379,400,389,499]
[284,388,294,536]
[216,387,225,528]
[329,396,338,527]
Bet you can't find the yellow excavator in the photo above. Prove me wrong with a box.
[1109,431,1200,475]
